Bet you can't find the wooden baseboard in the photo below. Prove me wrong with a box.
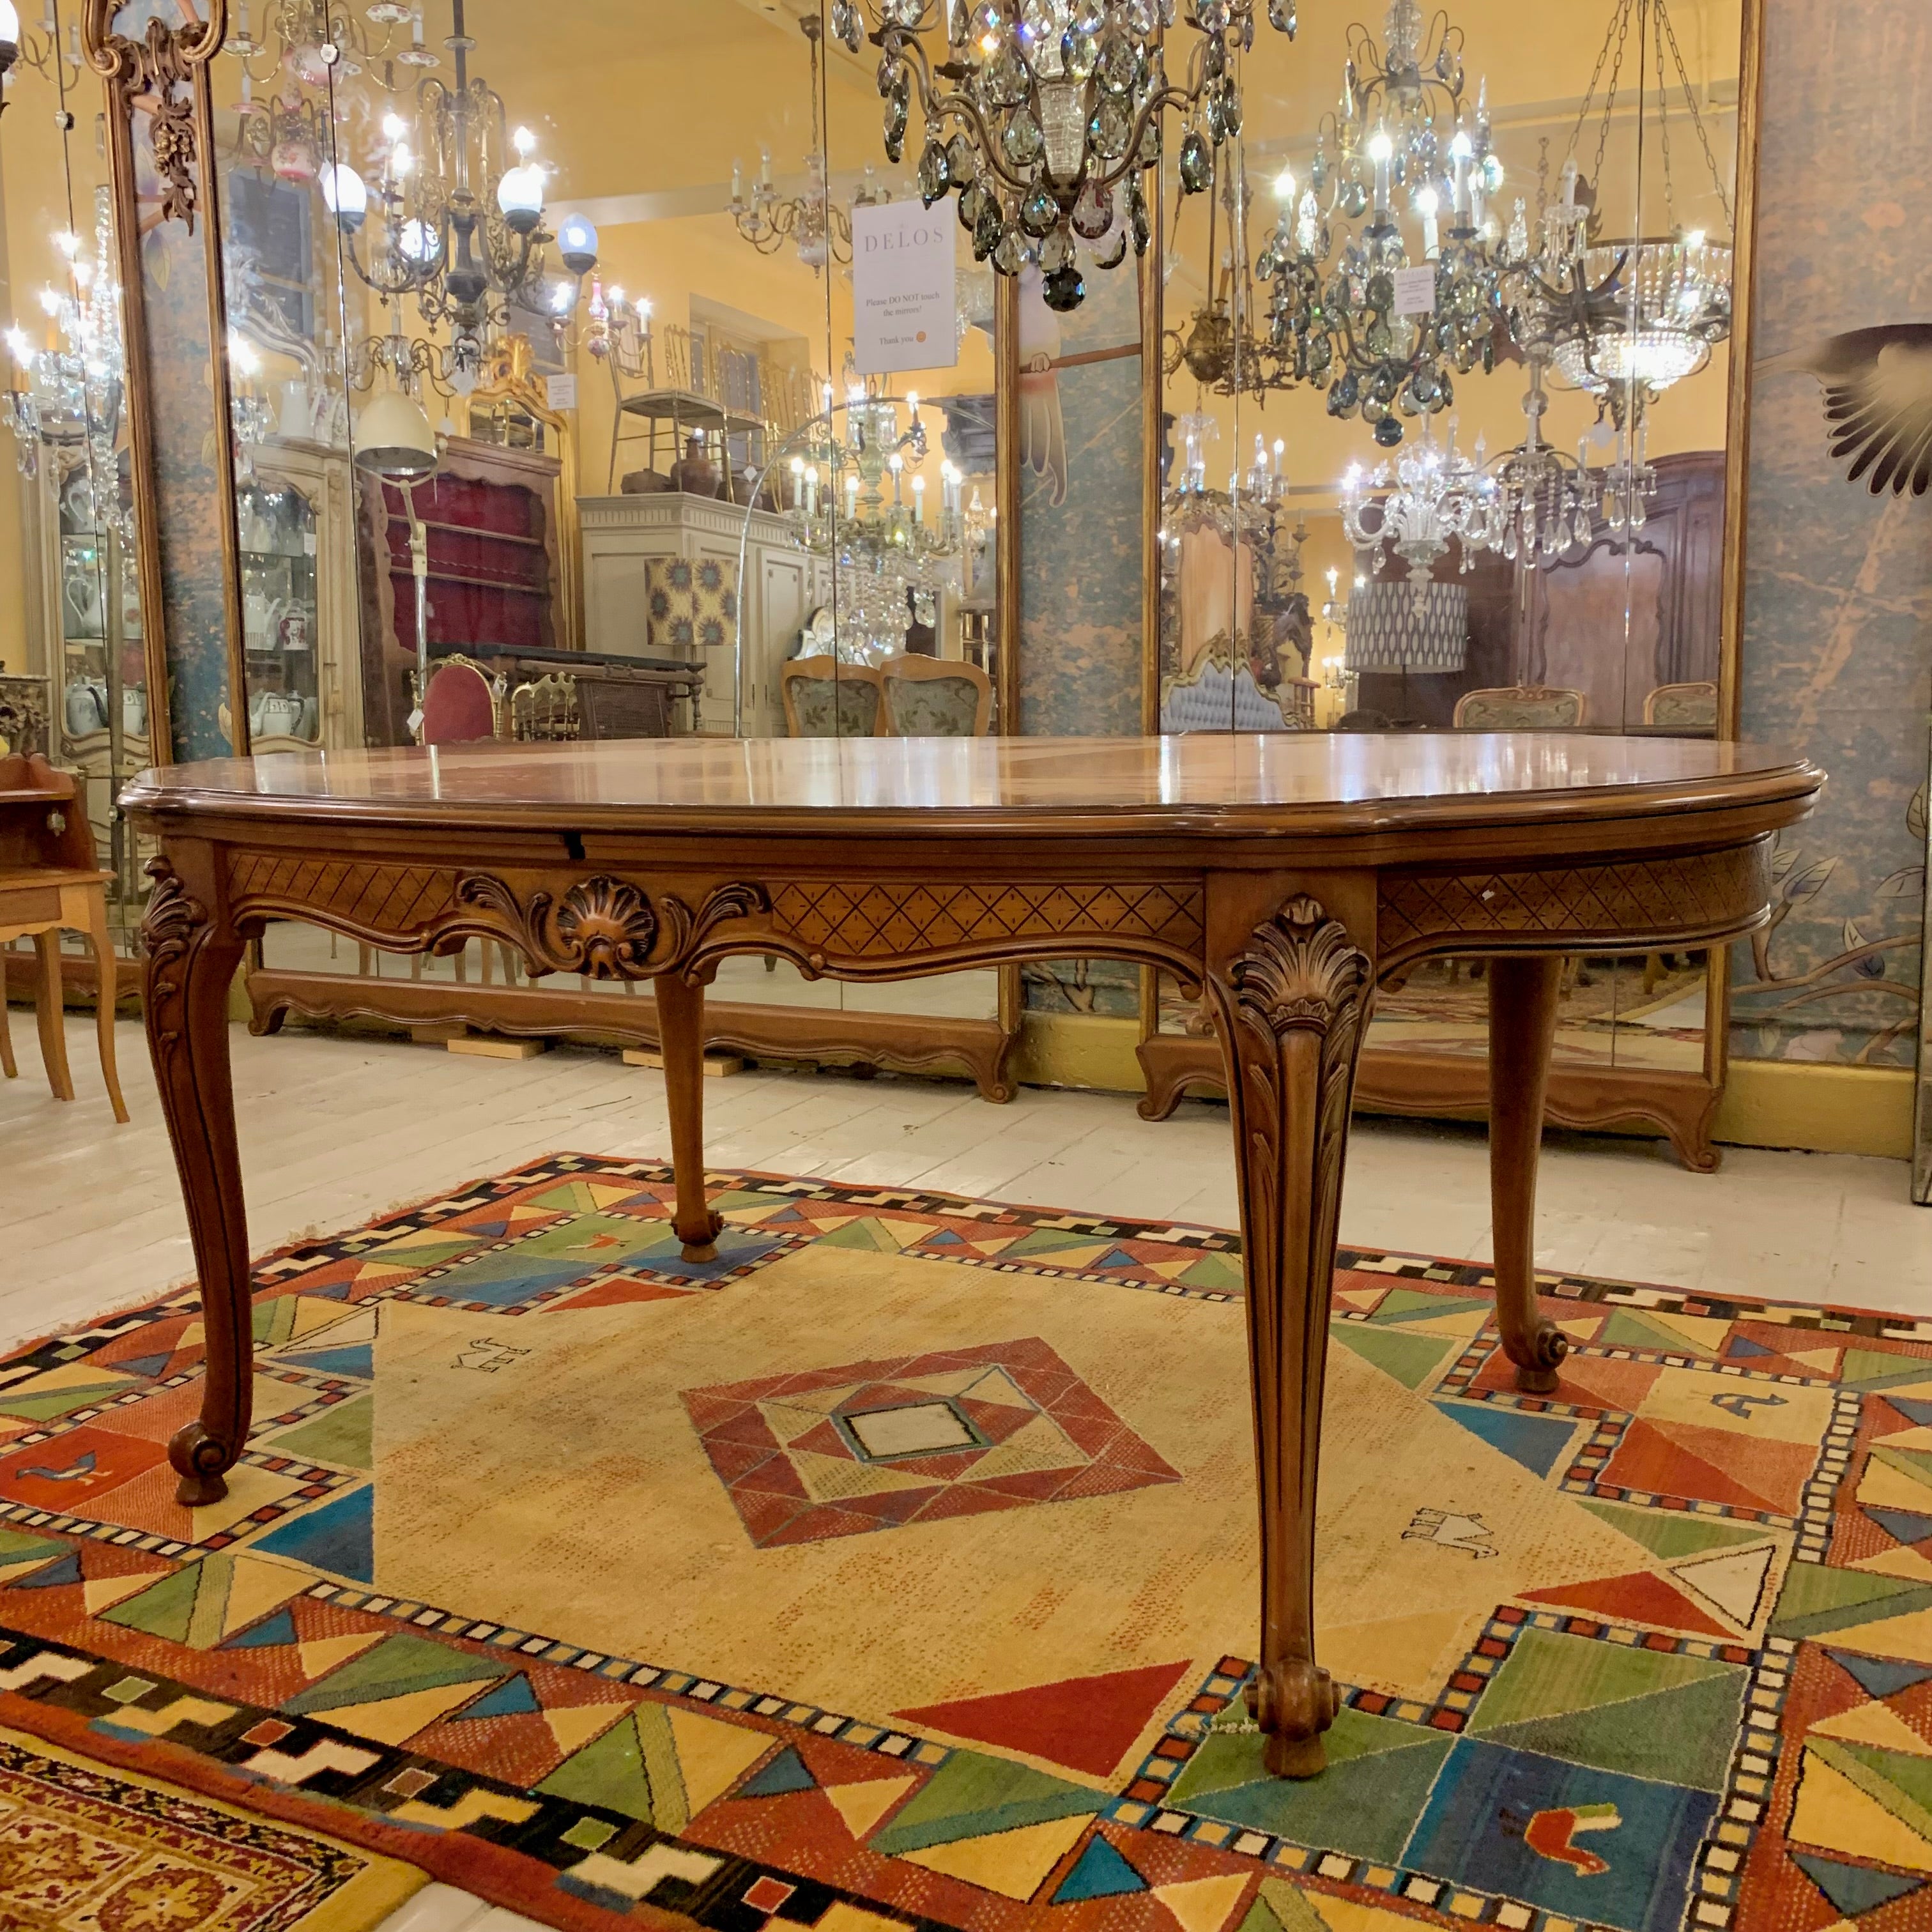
[1134,1032,1722,1172]
[247,969,1019,1102]
[2,951,142,1009]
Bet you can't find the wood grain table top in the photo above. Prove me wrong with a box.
[122,734,1821,841]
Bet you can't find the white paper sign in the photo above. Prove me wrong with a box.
[545,372,579,412]
[852,201,958,376]
[1393,266,1438,317]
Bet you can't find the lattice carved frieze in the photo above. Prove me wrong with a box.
[769,880,1206,964]
[1377,841,1774,960]
[227,855,460,941]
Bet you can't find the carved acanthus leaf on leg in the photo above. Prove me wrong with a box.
[1212,893,1372,1778]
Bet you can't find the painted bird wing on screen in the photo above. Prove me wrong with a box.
[1767,325,1932,496]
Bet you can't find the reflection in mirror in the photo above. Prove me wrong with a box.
[213,1,1010,1084]
[1146,0,1744,1162]
[2,31,149,1023]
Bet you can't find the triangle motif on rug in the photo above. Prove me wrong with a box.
[893,1659,1193,1780]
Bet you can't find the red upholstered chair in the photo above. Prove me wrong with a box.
[419,656,504,745]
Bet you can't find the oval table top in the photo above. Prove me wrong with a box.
[123,733,1822,845]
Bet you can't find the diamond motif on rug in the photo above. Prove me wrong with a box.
[682,1338,1182,1546]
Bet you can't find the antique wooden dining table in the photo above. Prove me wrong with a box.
[121,732,1821,1779]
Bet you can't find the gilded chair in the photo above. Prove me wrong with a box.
[780,657,885,738]
[1452,686,1590,730]
[419,656,507,746]
[511,672,580,742]
[880,654,993,736]
[1643,680,1719,732]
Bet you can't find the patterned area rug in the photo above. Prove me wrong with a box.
[0,1154,1928,1932]
[0,1722,420,1928]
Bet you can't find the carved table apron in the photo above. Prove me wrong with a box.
[121,733,1821,1779]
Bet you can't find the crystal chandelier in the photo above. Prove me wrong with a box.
[1479,348,1594,568]
[1500,0,1733,413]
[731,15,889,273]
[2,188,126,518]
[843,0,1300,314]
[776,381,966,663]
[315,0,599,387]
[1251,0,1505,443]
[1339,411,1494,578]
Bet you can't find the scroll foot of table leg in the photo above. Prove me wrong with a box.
[169,1423,234,1507]
[656,972,724,1262]
[1248,1661,1344,1778]
[142,855,252,1513]
[1487,956,1568,1396]
[1211,891,1374,1784]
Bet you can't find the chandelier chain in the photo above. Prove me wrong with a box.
[1655,0,1735,228]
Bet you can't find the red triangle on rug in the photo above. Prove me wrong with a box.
[894,1660,1193,1780]
[1520,1570,1735,1637]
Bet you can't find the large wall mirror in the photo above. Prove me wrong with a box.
[1139,0,1751,1169]
[1,19,149,1000]
[207,0,1016,1093]
[10,0,1756,1145]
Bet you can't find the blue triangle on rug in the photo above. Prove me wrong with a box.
[1827,1650,1932,1699]
[1726,1335,1774,1358]
[223,1607,298,1650]
[739,1746,815,1797]
[12,1551,81,1590]
[1790,1850,1924,1917]
[1864,1506,1932,1548]
[1887,1397,1932,1429]
[1431,1399,1576,1479]
[1052,1834,1146,1903]
[249,1485,374,1583]
[111,1354,172,1379]
[458,1673,541,1721]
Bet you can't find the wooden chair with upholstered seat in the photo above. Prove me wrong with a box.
[0,753,127,1123]
[418,655,507,746]
[1643,680,1719,733]
[1452,686,1590,730]
[880,654,993,736]
[779,657,885,737]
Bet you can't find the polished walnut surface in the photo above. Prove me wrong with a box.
[124,732,1818,835]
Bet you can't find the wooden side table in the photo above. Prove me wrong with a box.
[0,754,129,1125]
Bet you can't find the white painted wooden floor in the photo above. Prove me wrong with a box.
[2,1013,1928,1928]
[6,1013,1928,1344]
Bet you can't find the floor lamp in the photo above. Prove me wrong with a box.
[351,388,441,742]
[1342,578,1471,725]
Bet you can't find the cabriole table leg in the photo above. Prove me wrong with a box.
[1487,954,1568,1393]
[141,856,252,1507]
[655,971,724,1262]
[1209,889,1375,1779]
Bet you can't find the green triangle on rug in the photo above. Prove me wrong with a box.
[868,1749,1101,1856]
[1578,1498,1777,1561]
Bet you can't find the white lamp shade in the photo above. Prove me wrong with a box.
[0,1,19,45]
[321,162,368,229]
[353,388,439,479]
[496,162,544,232]
[556,211,598,273]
